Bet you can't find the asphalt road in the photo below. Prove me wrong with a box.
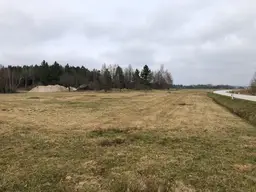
[213,90,256,102]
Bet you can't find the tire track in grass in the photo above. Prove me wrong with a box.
[142,93,187,129]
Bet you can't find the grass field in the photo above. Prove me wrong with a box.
[208,92,256,126]
[0,90,256,192]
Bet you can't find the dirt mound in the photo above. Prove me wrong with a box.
[29,85,69,93]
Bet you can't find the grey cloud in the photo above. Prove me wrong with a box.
[0,0,256,85]
[0,11,65,46]
[102,45,156,68]
[2,50,101,69]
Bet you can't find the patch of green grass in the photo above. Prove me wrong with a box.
[208,92,256,126]
[1,125,256,191]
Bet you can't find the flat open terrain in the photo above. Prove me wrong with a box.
[0,90,256,191]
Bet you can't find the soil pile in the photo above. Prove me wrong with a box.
[29,85,69,93]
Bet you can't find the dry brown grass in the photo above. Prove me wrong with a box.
[0,90,256,191]
[0,90,245,134]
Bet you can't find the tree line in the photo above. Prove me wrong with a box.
[172,84,244,89]
[0,61,173,93]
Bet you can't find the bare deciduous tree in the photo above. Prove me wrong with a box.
[152,65,173,89]
[250,72,256,95]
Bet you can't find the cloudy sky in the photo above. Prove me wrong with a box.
[0,0,256,85]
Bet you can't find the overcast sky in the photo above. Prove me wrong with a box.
[0,0,256,85]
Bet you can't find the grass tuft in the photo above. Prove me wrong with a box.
[98,138,126,147]
[27,96,40,99]
[87,128,128,138]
